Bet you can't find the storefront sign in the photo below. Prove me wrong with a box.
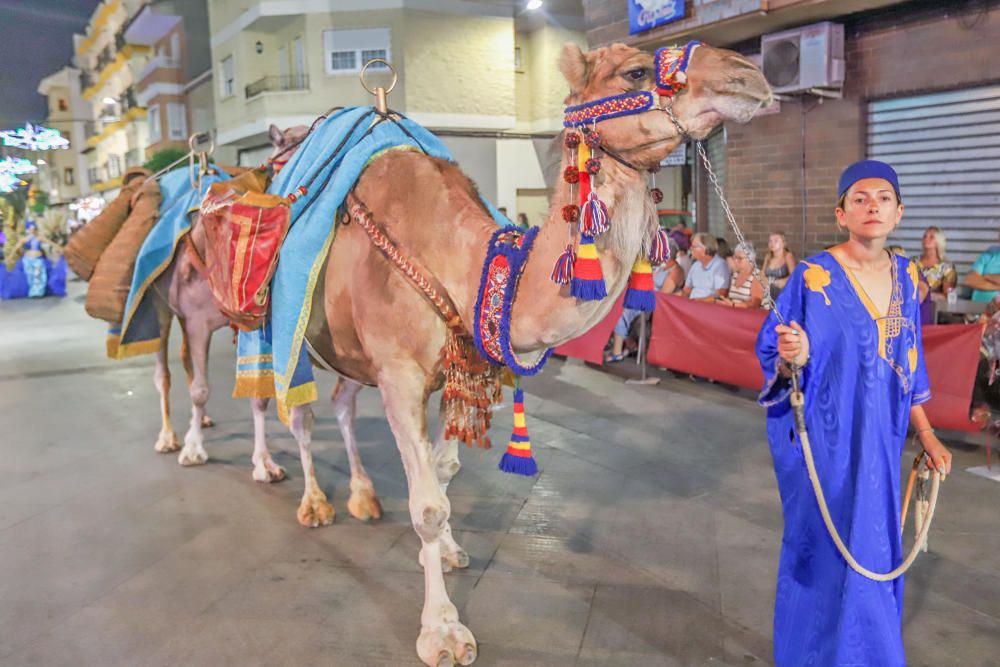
[629,0,685,35]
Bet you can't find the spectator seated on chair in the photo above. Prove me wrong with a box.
[964,229,1000,302]
[716,241,764,309]
[682,233,730,302]
[606,240,685,362]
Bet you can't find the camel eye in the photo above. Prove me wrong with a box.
[624,67,648,82]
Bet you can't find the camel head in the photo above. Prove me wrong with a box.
[560,41,771,169]
[267,124,311,172]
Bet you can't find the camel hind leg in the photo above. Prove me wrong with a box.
[152,316,180,453]
[288,404,335,527]
[177,320,212,466]
[331,377,382,521]
[250,397,286,482]
[180,322,214,428]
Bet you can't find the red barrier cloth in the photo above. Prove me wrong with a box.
[648,293,768,388]
[921,324,982,432]
[559,292,981,432]
[553,294,624,365]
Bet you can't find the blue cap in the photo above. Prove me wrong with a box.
[838,159,901,200]
[25,219,37,231]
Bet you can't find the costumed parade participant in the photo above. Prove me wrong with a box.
[756,160,952,666]
[21,221,48,298]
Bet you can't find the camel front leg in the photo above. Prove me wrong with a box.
[177,322,212,466]
[250,397,286,482]
[288,404,335,527]
[153,317,180,453]
[331,377,382,521]
[422,418,469,571]
[379,369,477,667]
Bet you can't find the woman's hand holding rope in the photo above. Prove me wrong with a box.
[776,321,809,368]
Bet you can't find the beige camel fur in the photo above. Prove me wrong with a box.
[279,41,770,666]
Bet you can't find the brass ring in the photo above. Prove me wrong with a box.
[187,132,215,156]
[359,58,397,95]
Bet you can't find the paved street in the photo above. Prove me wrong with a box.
[1,279,998,666]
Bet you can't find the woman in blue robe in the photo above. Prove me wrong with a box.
[756,160,952,666]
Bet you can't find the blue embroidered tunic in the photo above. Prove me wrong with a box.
[755,251,930,667]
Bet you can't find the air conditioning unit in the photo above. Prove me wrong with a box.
[761,21,845,95]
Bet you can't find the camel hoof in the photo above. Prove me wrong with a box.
[418,623,477,667]
[443,544,470,570]
[154,432,180,453]
[252,463,286,483]
[297,492,335,528]
[178,442,208,466]
[347,490,383,522]
[201,415,215,428]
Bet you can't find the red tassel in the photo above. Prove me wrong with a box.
[561,204,579,223]
[580,191,610,237]
[550,244,575,285]
[649,228,671,264]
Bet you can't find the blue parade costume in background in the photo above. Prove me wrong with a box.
[756,251,930,666]
[0,222,66,300]
[23,235,47,297]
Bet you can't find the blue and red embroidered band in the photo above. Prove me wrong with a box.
[563,91,656,128]
[473,226,553,376]
[655,41,701,97]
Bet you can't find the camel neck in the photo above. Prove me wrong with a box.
[504,142,656,352]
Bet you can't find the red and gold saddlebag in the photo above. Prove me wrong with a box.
[199,176,289,331]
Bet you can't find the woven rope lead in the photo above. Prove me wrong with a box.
[792,390,940,581]
[668,101,943,581]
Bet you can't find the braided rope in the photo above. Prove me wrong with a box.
[348,199,462,331]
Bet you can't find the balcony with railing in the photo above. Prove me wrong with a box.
[138,53,182,82]
[245,75,310,99]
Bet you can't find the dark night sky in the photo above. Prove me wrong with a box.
[0,0,101,128]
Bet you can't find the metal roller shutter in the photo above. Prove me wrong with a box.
[867,84,1000,278]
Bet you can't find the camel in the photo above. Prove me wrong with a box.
[271,41,770,665]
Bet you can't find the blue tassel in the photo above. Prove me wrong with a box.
[649,228,671,264]
[571,277,608,301]
[498,452,538,476]
[624,288,656,311]
[580,191,610,237]
[550,244,575,285]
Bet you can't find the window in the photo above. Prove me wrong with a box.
[328,51,356,72]
[88,165,101,184]
[323,28,390,75]
[148,104,161,143]
[107,155,122,179]
[58,98,68,111]
[167,102,187,140]
[64,167,74,185]
[220,55,234,97]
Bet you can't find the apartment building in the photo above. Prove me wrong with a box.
[207,0,586,223]
[35,68,90,206]
[64,0,212,200]
[74,0,152,195]
[126,0,215,159]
